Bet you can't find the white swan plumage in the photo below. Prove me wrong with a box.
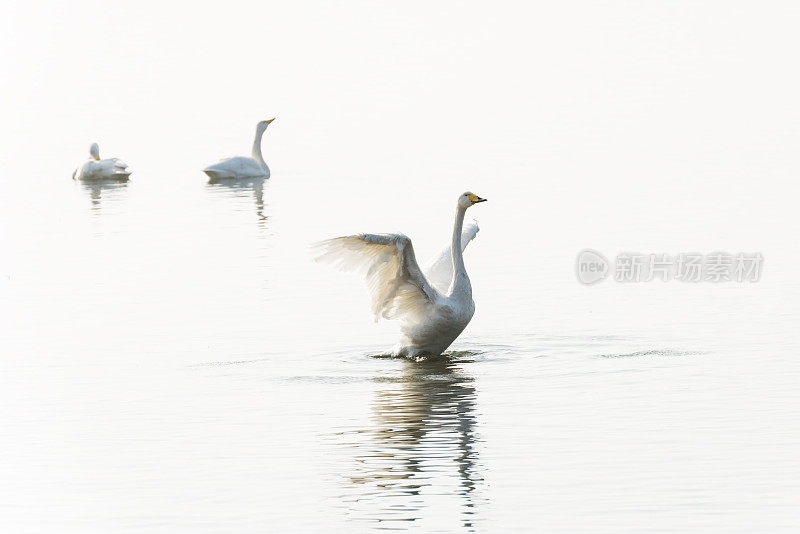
[72,143,131,181]
[203,119,274,181]
[314,191,487,358]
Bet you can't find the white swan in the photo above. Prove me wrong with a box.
[314,191,487,358]
[203,119,274,181]
[72,143,132,181]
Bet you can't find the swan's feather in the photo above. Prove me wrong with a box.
[74,158,131,181]
[423,220,479,293]
[312,233,439,321]
[203,156,269,181]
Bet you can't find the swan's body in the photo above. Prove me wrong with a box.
[314,192,487,358]
[203,119,274,181]
[72,143,131,181]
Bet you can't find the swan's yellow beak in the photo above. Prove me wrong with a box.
[468,193,487,203]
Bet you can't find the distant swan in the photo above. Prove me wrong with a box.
[72,143,132,181]
[314,192,487,358]
[203,119,274,181]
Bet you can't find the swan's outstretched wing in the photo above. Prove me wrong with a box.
[423,220,480,293]
[313,233,438,321]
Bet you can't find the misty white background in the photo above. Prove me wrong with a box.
[1,1,799,532]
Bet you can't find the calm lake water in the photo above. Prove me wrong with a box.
[3,2,800,531]
[1,165,798,532]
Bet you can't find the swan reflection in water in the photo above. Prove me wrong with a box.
[77,179,129,212]
[206,177,269,224]
[341,355,484,531]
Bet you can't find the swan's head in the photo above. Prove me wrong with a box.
[257,118,276,131]
[89,143,100,161]
[459,191,487,209]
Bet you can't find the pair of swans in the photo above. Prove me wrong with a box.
[72,119,276,182]
[315,192,487,358]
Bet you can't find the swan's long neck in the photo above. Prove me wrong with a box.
[449,206,470,295]
[251,126,267,169]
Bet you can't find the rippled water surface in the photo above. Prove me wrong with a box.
[2,171,798,532]
[3,2,800,532]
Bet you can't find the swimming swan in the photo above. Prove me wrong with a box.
[203,119,274,181]
[72,143,132,181]
[313,191,487,358]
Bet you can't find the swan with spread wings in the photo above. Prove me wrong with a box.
[313,192,487,358]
